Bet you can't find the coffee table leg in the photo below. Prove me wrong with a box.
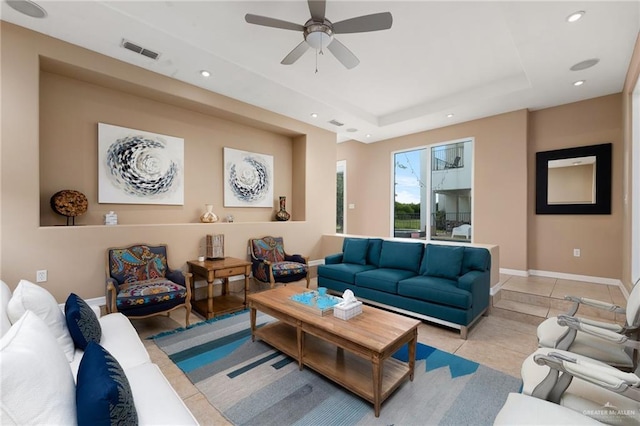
[409,328,417,381]
[372,356,382,417]
[297,327,304,370]
[250,306,256,342]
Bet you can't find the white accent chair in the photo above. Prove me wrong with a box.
[451,224,471,239]
[537,282,640,370]
[520,348,640,425]
[494,392,602,425]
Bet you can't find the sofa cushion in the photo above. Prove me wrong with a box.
[356,268,417,294]
[379,241,423,272]
[68,312,152,380]
[126,363,198,425]
[65,293,102,350]
[398,276,472,309]
[7,279,76,362]
[343,238,368,265]
[367,238,384,267]
[1,311,77,425]
[317,263,376,285]
[421,244,464,280]
[76,342,138,426]
[462,247,490,274]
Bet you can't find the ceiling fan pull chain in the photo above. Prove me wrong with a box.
[315,49,319,73]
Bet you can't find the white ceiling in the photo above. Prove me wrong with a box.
[2,0,639,143]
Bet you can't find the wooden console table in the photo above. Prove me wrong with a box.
[187,257,251,320]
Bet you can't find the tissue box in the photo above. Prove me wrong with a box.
[333,301,363,320]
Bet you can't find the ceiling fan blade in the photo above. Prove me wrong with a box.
[308,0,326,22]
[245,14,304,31]
[281,41,310,65]
[327,38,360,69]
[332,12,393,34]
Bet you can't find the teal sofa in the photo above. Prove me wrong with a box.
[317,238,491,338]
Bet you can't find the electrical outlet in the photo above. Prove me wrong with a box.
[36,270,47,283]
[573,249,581,257]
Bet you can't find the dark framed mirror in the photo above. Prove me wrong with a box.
[536,143,612,214]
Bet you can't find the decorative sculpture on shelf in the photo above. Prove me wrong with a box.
[200,204,218,223]
[275,196,290,221]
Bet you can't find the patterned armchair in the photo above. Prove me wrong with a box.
[249,236,310,289]
[106,244,192,326]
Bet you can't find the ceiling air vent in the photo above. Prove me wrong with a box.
[328,119,344,127]
[121,39,160,60]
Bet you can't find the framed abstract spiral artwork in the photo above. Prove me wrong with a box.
[98,123,184,205]
[223,147,273,207]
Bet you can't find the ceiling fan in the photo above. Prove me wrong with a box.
[245,0,392,70]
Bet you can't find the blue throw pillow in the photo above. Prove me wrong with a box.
[461,247,490,274]
[422,244,464,280]
[76,342,137,426]
[65,293,101,350]
[379,241,423,272]
[343,239,368,265]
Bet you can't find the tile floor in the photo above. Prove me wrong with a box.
[129,275,626,425]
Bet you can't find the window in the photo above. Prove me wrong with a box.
[337,160,346,233]
[393,139,473,242]
[632,75,640,284]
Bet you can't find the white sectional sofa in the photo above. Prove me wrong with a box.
[0,279,198,425]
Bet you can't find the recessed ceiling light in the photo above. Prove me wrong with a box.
[573,80,585,86]
[310,113,318,118]
[7,0,47,18]
[447,113,454,118]
[200,70,211,77]
[570,58,599,71]
[365,134,371,138]
[566,11,585,23]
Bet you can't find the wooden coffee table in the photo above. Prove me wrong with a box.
[247,286,420,417]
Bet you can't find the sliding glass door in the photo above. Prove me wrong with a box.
[393,139,473,242]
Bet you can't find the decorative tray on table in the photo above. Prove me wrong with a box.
[289,291,342,316]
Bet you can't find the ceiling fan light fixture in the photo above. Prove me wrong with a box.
[305,26,333,50]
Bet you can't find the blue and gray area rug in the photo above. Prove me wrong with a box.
[152,311,521,426]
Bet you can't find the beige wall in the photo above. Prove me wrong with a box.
[528,94,623,279]
[622,34,640,292]
[0,22,336,301]
[338,110,529,271]
[338,95,627,281]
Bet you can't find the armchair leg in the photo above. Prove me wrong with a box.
[305,274,310,288]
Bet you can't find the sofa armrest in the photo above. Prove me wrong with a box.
[166,269,185,285]
[458,270,490,317]
[325,253,344,264]
[286,254,308,264]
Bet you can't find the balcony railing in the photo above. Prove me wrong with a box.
[394,212,471,233]
[432,144,464,171]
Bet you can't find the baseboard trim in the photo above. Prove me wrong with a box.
[528,269,622,287]
[309,259,324,267]
[499,268,528,277]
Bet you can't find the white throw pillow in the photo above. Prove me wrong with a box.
[6,279,75,361]
[0,311,77,425]
[0,280,12,337]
